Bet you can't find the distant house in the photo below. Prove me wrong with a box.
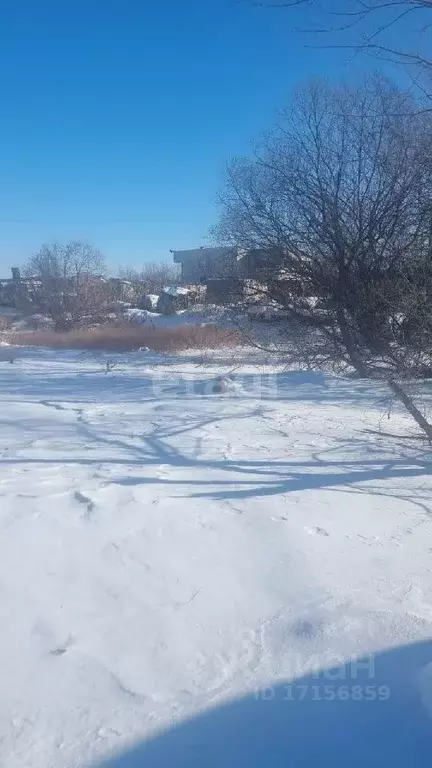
[107,278,137,304]
[171,246,274,284]
[171,247,243,284]
[0,268,129,314]
[0,268,20,306]
[0,267,42,311]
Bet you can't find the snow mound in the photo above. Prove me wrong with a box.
[123,308,159,324]
[170,374,242,397]
[163,286,189,297]
[211,375,239,394]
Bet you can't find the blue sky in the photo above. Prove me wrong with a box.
[0,0,406,273]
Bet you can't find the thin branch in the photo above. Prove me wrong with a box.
[244,0,311,6]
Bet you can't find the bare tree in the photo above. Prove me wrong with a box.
[25,241,108,330]
[214,76,432,438]
[118,262,181,294]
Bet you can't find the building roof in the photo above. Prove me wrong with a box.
[172,246,241,264]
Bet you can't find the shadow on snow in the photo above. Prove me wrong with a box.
[94,640,432,767]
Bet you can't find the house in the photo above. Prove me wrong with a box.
[171,246,276,284]
[0,268,42,311]
[171,247,246,283]
[0,268,20,306]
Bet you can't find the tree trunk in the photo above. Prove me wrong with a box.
[336,308,370,377]
[335,306,432,440]
[387,378,432,441]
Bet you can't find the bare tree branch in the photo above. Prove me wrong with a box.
[25,241,108,330]
[248,0,432,99]
[118,262,180,294]
[213,76,432,437]
[245,0,311,7]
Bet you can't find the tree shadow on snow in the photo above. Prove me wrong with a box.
[77,417,431,509]
[0,407,431,513]
[94,640,432,768]
[0,372,431,513]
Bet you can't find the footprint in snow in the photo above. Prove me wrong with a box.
[33,621,74,657]
[305,526,329,537]
[73,490,95,520]
[291,619,319,639]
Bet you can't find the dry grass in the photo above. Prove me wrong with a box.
[6,324,240,352]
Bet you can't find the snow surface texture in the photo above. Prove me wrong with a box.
[0,348,431,767]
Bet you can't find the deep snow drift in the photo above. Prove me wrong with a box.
[0,347,431,767]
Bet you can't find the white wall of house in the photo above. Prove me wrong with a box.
[172,247,244,283]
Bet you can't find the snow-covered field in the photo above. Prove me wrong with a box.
[0,347,432,767]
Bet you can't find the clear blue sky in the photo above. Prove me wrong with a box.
[0,0,402,273]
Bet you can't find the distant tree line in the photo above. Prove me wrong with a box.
[23,243,179,331]
[118,263,180,295]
